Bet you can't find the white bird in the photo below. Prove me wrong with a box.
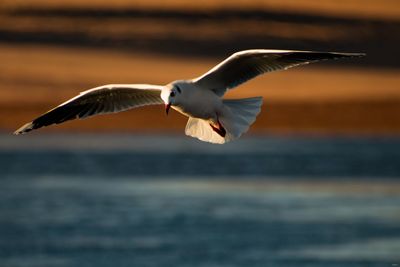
[14,49,364,144]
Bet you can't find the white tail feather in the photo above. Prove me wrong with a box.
[185,118,226,144]
[185,97,263,144]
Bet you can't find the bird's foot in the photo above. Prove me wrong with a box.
[210,121,226,137]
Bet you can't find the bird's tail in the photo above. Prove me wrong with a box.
[185,97,263,144]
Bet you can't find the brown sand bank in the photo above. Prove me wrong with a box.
[1,44,399,136]
[3,0,400,20]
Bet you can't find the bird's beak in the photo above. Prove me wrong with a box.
[165,103,171,115]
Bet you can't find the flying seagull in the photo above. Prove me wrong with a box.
[14,49,364,144]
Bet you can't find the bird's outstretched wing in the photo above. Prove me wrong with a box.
[193,49,365,96]
[14,84,164,134]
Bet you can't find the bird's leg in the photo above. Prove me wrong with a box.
[210,120,226,137]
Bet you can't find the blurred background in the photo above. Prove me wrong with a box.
[1,1,400,266]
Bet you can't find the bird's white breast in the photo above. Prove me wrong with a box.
[172,83,222,120]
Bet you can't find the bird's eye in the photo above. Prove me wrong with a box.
[170,91,175,97]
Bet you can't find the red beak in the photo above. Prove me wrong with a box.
[165,103,171,115]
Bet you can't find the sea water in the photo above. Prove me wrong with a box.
[0,134,399,267]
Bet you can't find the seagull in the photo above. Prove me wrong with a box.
[14,49,364,144]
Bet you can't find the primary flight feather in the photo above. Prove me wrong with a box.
[14,49,364,144]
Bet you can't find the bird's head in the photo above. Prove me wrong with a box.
[161,82,183,115]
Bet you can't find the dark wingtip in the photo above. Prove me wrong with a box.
[338,52,366,58]
[14,122,34,135]
[282,51,366,65]
[319,51,367,60]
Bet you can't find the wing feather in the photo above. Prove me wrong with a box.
[193,49,365,96]
[14,84,164,134]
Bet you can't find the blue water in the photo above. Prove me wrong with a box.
[1,134,400,178]
[1,134,400,267]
